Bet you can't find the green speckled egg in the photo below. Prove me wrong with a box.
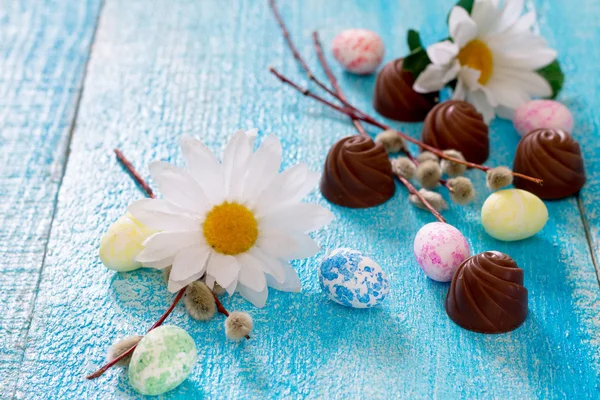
[128,325,197,396]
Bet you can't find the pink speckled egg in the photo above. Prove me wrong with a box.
[413,222,470,282]
[513,100,574,136]
[331,29,384,75]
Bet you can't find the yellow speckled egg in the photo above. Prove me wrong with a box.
[99,213,156,272]
[481,189,548,241]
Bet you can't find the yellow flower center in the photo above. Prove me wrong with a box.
[457,39,493,84]
[203,202,258,255]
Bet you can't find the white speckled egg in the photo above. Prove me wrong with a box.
[481,189,548,241]
[319,248,389,308]
[332,29,384,74]
[99,213,156,272]
[513,100,573,136]
[129,325,197,396]
[413,222,470,282]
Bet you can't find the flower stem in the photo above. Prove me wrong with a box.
[213,293,250,339]
[86,288,186,380]
[268,69,543,186]
[114,149,156,198]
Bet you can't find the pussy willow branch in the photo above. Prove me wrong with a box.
[213,293,250,339]
[269,69,543,186]
[86,288,186,380]
[312,31,444,220]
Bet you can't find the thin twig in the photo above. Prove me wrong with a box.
[269,69,544,186]
[396,174,446,223]
[86,288,186,380]
[213,293,250,339]
[114,149,155,198]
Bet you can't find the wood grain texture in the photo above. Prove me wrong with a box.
[0,0,102,397]
[10,0,600,398]
[534,0,600,282]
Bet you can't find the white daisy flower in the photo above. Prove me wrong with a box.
[413,0,557,122]
[129,129,334,308]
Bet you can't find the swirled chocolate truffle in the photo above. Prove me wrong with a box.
[373,58,439,122]
[320,136,395,208]
[513,128,585,199]
[446,251,528,334]
[422,100,489,164]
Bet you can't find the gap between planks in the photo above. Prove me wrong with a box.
[577,194,600,288]
[10,1,107,398]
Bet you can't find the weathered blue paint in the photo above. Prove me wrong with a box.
[0,0,103,396]
[3,0,600,399]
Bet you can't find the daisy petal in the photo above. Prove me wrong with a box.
[236,253,267,293]
[449,6,477,48]
[128,199,199,231]
[243,135,282,202]
[236,283,268,308]
[496,0,525,34]
[149,161,208,214]
[222,130,255,200]
[207,253,240,289]
[170,245,210,282]
[467,90,495,123]
[255,163,319,216]
[258,230,321,260]
[135,231,201,263]
[249,246,286,283]
[426,40,459,65]
[167,270,204,293]
[413,63,457,93]
[180,135,225,205]
[266,261,301,292]
[260,203,334,234]
[471,0,500,37]
[142,256,174,270]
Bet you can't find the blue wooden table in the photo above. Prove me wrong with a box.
[1,0,599,398]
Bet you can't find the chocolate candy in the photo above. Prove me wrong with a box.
[373,58,439,122]
[320,136,395,208]
[446,251,528,334]
[513,128,586,199]
[422,100,489,164]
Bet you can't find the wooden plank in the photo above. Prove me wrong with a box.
[0,0,102,397]
[14,0,600,398]
[535,0,600,281]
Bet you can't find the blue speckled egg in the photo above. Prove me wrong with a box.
[318,248,389,308]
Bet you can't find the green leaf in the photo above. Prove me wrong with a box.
[407,29,422,52]
[402,47,431,79]
[455,0,474,13]
[537,60,564,99]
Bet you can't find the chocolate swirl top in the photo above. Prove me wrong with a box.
[422,100,489,164]
[320,136,395,208]
[373,58,439,122]
[513,128,586,199]
[446,251,528,334]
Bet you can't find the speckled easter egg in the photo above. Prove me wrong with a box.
[332,29,384,74]
[129,325,197,396]
[413,222,470,282]
[481,189,548,241]
[319,248,389,308]
[513,100,573,136]
[99,213,156,272]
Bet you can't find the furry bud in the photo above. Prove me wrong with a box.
[225,312,253,340]
[447,177,476,205]
[440,149,467,177]
[486,167,513,191]
[391,157,416,179]
[409,189,448,212]
[184,281,217,321]
[415,160,442,189]
[417,151,439,164]
[106,335,143,366]
[375,129,406,153]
